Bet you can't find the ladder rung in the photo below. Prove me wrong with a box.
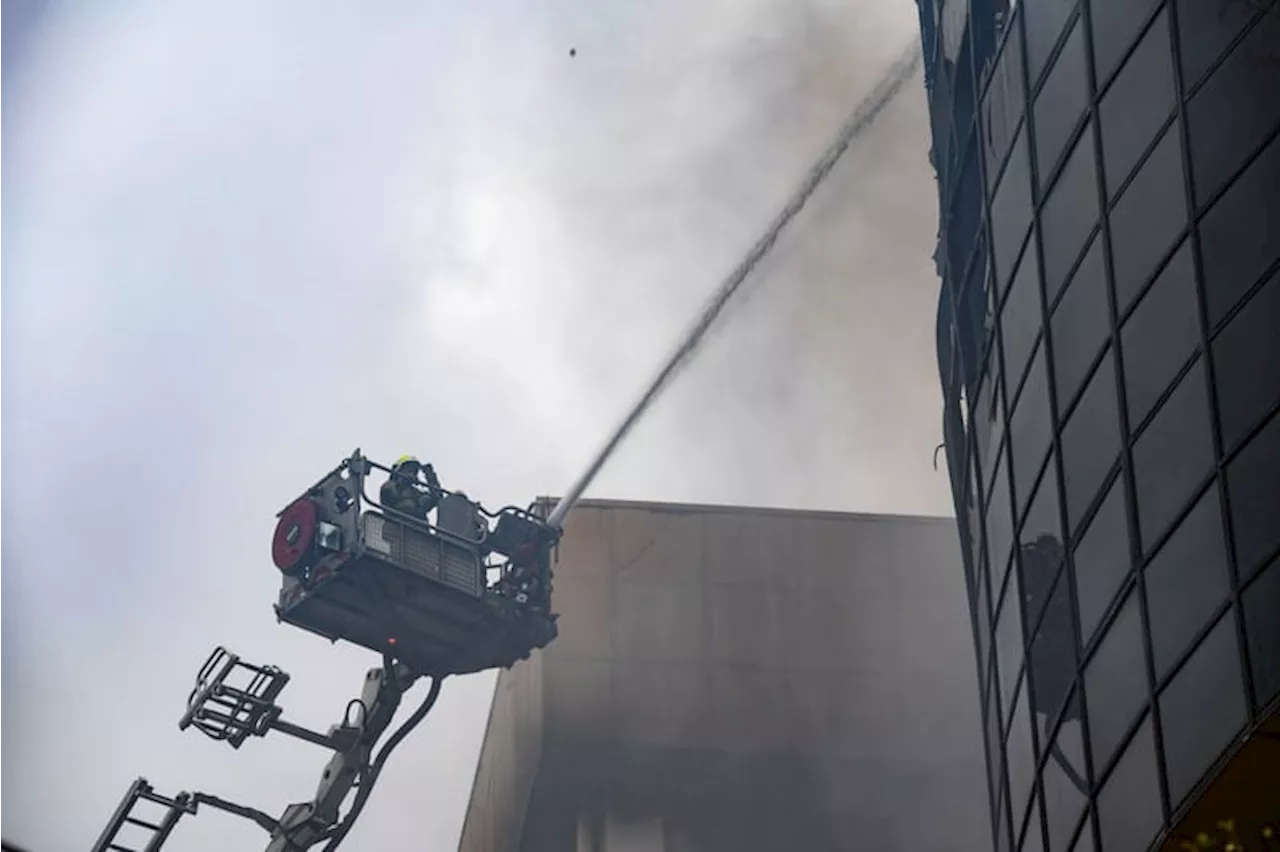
[125,816,163,831]
[107,845,138,852]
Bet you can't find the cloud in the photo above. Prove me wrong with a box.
[1,2,948,851]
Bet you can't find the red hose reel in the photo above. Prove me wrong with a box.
[272,499,319,576]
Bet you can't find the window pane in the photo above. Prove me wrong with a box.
[1175,0,1266,89]
[978,557,994,688]
[996,775,1013,852]
[1145,486,1230,679]
[1029,565,1077,724]
[988,673,1007,812]
[998,566,1028,713]
[1072,476,1131,644]
[1007,679,1037,837]
[1131,359,1215,554]
[1120,240,1199,426]
[1095,718,1162,852]
[1021,793,1045,852]
[984,23,1026,194]
[1071,813,1095,852]
[1011,346,1055,515]
[1050,234,1109,409]
[1185,11,1280,204]
[1090,0,1160,85]
[1034,18,1088,184]
[1226,411,1280,579]
[1243,557,1280,709]
[1085,590,1147,769]
[1099,8,1175,200]
[1040,125,1100,299]
[1023,0,1076,85]
[1023,449,1062,531]
[1213,268,1280,452]
[992,126,1034,292]
[1199,132,1280,325]
[1108,124,1187,309]
[989,453,1017,587]
[978,376,1007,493]
[1041,694,1088,852]
[1003,242,1045,392]
[1060,351,1120,533]
[1159,612,1247,809]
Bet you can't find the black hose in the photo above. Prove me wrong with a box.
[319,676,445,852]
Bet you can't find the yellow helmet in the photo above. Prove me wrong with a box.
[392,455,420,471]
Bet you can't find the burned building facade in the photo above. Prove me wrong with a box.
[921,0,1280,849]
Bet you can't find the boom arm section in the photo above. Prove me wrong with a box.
[94,647,442,852]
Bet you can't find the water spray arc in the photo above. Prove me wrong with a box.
[547,42,922,530]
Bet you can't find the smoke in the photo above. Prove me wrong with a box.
[1,2,949,851]
[549,44,923,528]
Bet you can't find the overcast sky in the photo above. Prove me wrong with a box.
[2,2,947,850]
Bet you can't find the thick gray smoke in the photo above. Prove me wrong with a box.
[549,43,923,528]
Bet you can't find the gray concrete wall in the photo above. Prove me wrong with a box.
[457,651,544,852]
[462,500,990,852]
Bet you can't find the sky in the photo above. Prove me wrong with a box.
[1,2,948,850]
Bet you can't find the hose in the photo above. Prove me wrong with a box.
[319,676,445,852]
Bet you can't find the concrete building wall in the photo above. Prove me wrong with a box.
[462,499,990,852]
[458,650,545,852]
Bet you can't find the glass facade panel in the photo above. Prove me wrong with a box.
[1212,269,1280,452]
[1033,18,1088,184]
[1028,565,1076,724]
[1131,359,1214,553]
[1072,476,1131,644]
[1095,718,1162,852]
[1174,0,1265,89]
[1021,793,1045,852]
[1050,234,1108,408]
[989,454,1017,587]
[1007,679,1038,840]
[1041,693,1088,852]
[1199,132,1280,325]
[1119,240,1198,425]
[1243,558,1280,709]
[1024,0,1076,85]
[1010,346,1054,515]
[978,555,994,690]
[997,564,1027,713]
[1039,125,1100,299]
[1059,351,1120,532]
[1090,0,1161,86]
[1003,243,1045,391]
[1107,123,1187,308]
[1226,411,1280,580]
[1159,612,1247,809]
[1184,11,1280,204]
[1084,590,1146,770]
[984,22,1027,194]
[988,672,1007,820]
[1098,8,1175,199]
[1071,813,1095,852]
[1144,486,1230,679]
[992,126,1034,291]
[1021,452,1062,545]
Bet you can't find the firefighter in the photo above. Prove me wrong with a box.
[379,455,442,521]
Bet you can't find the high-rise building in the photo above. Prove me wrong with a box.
[459,499,990,851]
[919,0,1280,850]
